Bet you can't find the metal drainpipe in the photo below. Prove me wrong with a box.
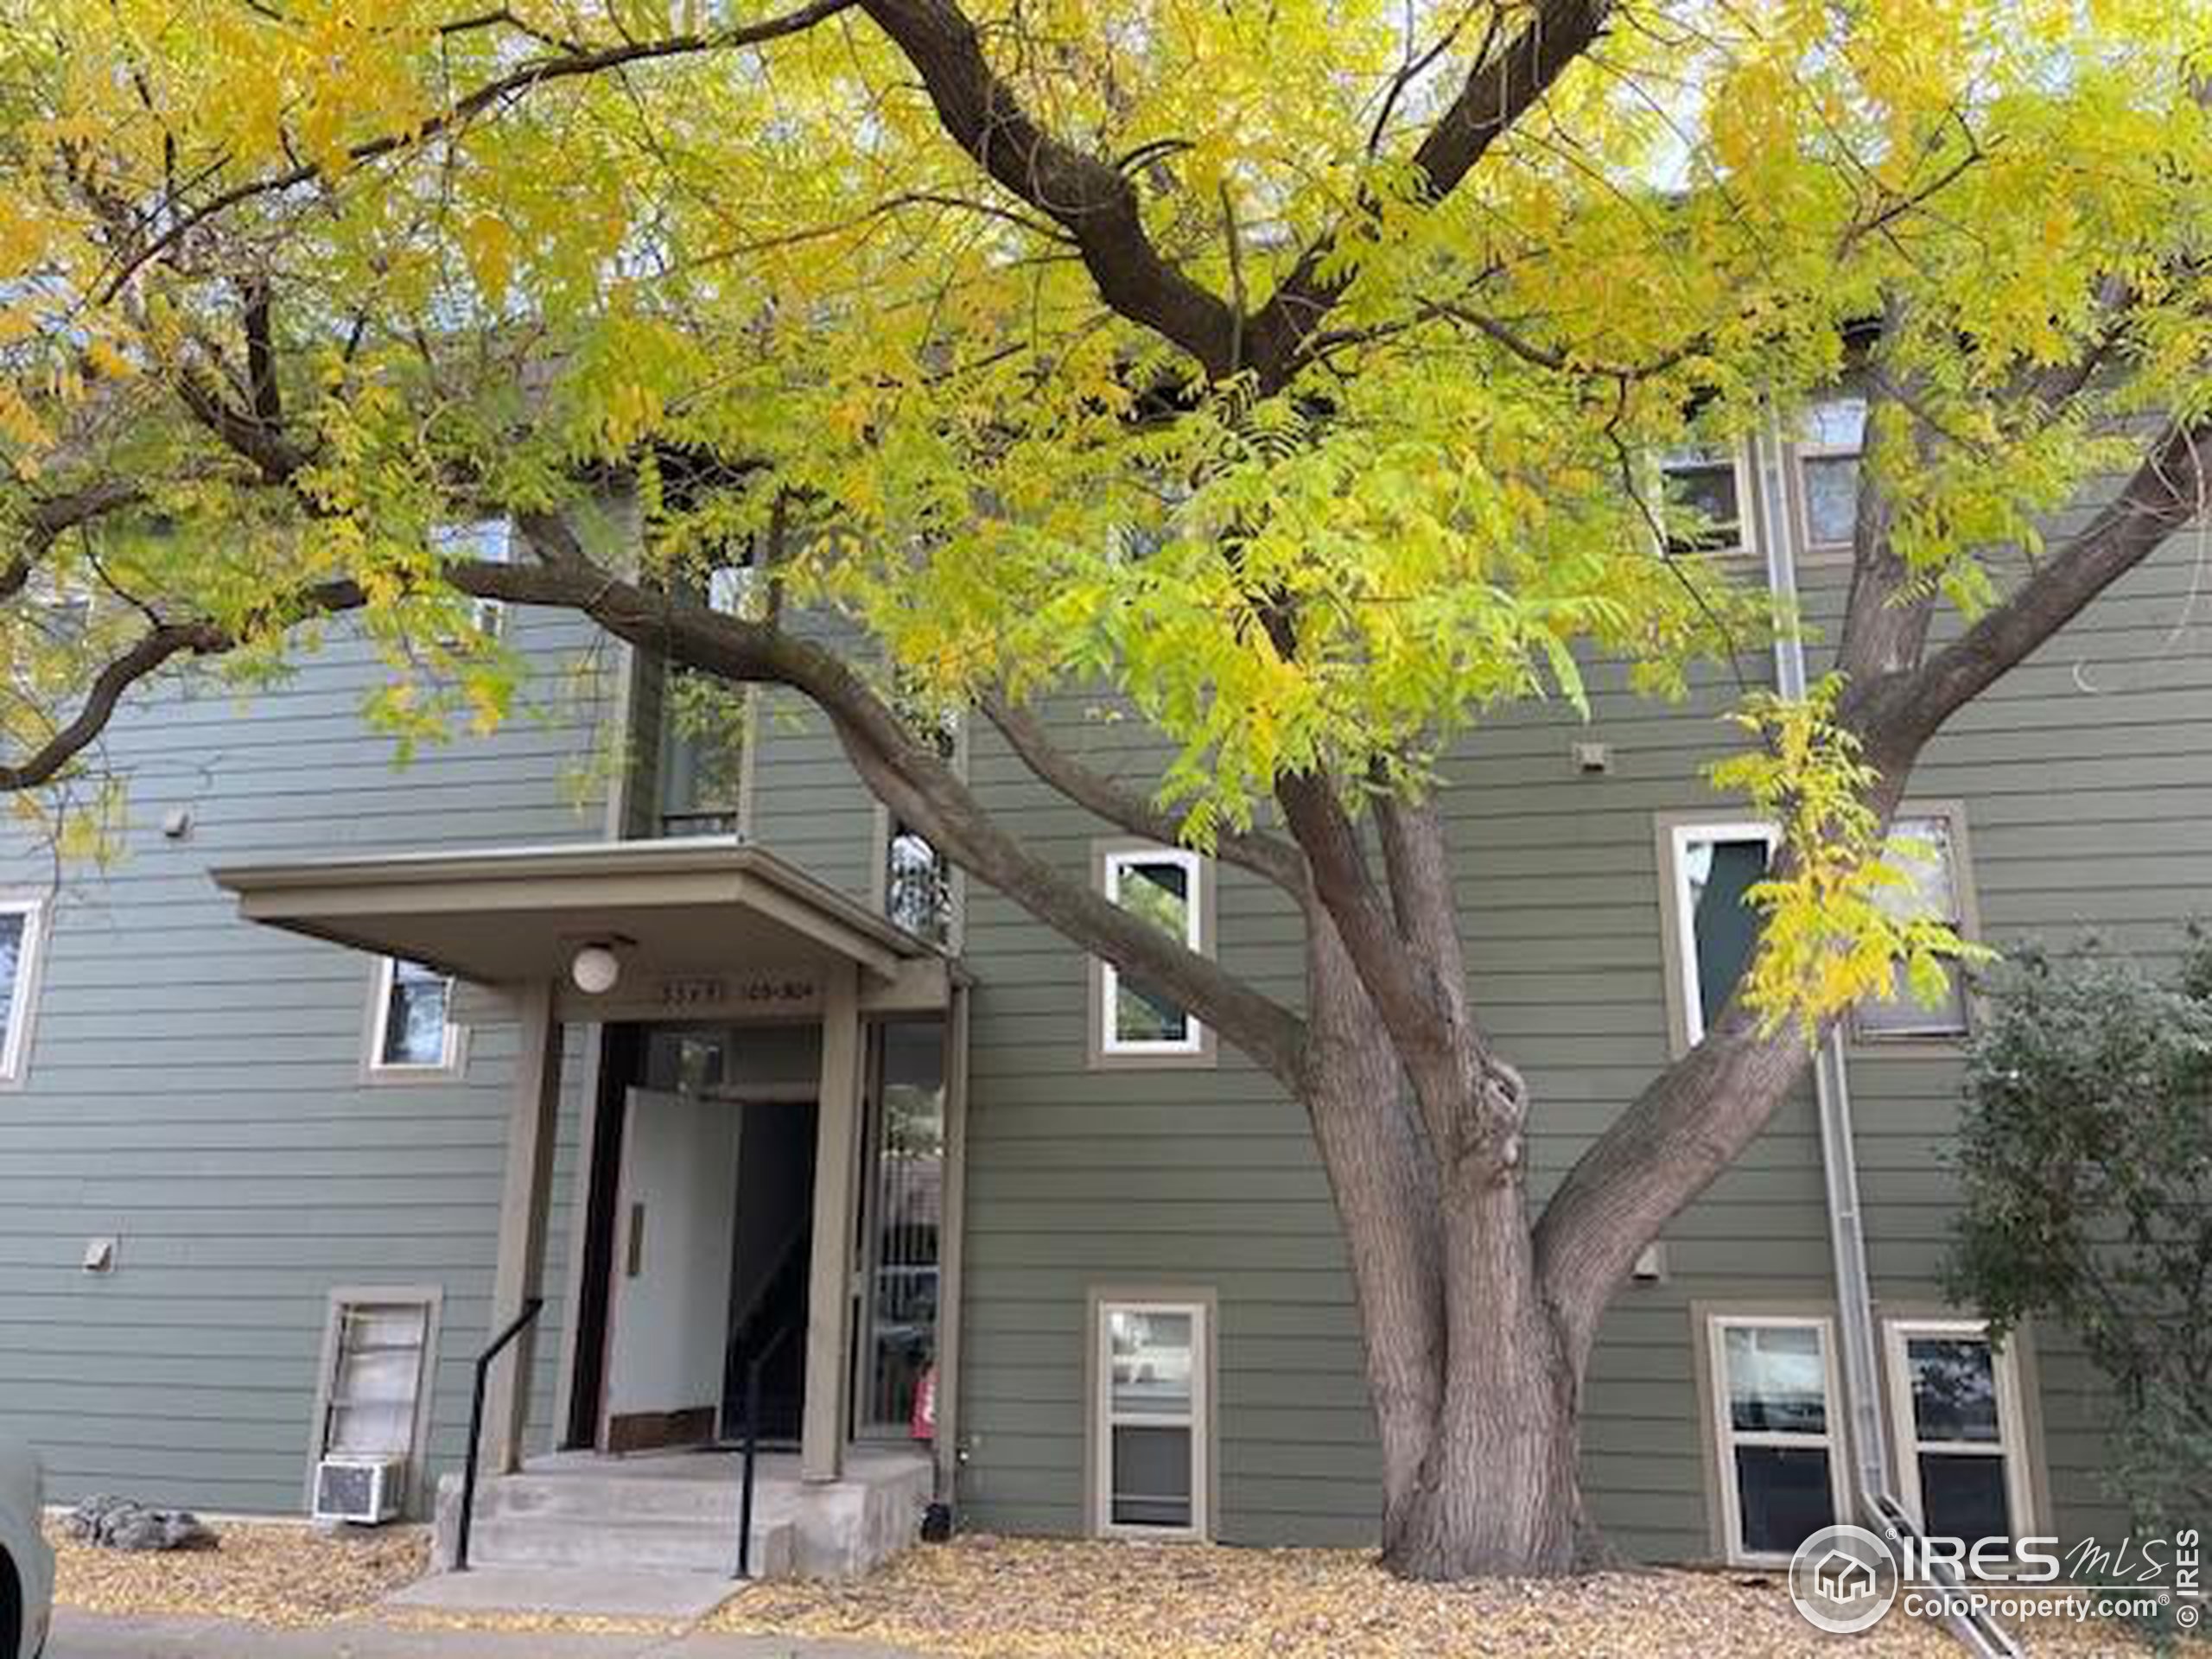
[1754,413,2020,1658]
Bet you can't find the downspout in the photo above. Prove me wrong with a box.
[1754,413,2020,1658]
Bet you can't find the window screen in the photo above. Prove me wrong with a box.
[323,1301,430,1459]
[1099,1302,1205,1534]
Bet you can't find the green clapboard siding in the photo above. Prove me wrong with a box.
[734,493,2212,1562]
[0,611,614,1517]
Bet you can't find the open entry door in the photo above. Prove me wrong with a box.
[603,1087,741,1452]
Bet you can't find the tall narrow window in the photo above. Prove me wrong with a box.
[369,957,461,1074]
[1884,1319,2032,1545]
[1853,812,1973,1040]
[0,896,47,1084]
[1096,847,1208,1060]
[885,821,954,947]
[1659,445,1753,556]
[1795,397,1866,550]
[1664,822,1779,1046]
[858,1020,945,1433]
[1707,1314,1844,1562]
[1095,1298,1209,1538]
[658,557,754,837]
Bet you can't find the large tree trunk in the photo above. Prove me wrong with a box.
[1385,1171,1588,1578]
[1303,914,1591,1577]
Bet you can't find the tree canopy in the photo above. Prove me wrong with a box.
[4,0,2211,1576]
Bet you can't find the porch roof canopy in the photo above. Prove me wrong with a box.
[211,836,937,987]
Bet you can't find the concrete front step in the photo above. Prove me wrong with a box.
[460,1514,795,1579]
[431,1448,931,1589]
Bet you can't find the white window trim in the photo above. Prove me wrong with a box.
[1881,1317,2036,1546]
[1093,1296,1211,1541]
[364,956,467,1079]
[0,893,50,1087]
[1097,845,1208,1060]
[1706,1312,1851,1567]
[432,518,512,639]
[1665,819,1780,1046]
[1656,442,1760,559]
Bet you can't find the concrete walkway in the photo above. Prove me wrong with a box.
[47,1610,936,1659]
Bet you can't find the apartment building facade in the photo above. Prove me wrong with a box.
[0,401,2202,1576]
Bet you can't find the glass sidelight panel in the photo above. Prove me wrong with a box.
[859,1020,946,1433]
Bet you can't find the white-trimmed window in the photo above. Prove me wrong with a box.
[1096,846,1208,1060]
[1658,443,1756,557]
[1707,1314,1847,1563]
[369,957,463,1074]
[1794,397,1866,550]
[0,895,48,1084]
[310,1287,441,1510]
[1884,1319,2033,1546]
[1095,1298,1209,1539]
[1852,811,1973,1041]
[1663,821,1779,1046]
[431,518,513,639]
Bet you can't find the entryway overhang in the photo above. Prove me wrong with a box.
[211,836,960,1020]
[209,835,970,1503]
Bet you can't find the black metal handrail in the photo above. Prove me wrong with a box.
[454,1296,544,1574]
[734,1319,800,1580]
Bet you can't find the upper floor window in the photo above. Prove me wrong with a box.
[658,556,756,839]
[1093,845,1212,1065]
[368,957,464,1076]
[1706,1313,1846,1564]
[0,895,48,1084]
[885,820,955,947]
[1658,444,1755,557]
[1661,820,1779,1049]
[1853,810,1974,1043]
[1795,397,1866,550]
[430,519,513,639]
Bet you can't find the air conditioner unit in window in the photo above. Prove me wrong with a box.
[312,1456,406,1525]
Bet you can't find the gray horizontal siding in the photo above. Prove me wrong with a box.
[0,610,611,1518]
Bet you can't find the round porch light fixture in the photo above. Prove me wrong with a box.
[570,943,621,995]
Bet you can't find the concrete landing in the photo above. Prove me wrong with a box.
[385,1563,744,1620]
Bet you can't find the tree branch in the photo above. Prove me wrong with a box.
[1245,0,1613,390]
[1855,414,2211,753]
[856,0,1241,377]
[980,691,1307,893]
[96,0,860,301]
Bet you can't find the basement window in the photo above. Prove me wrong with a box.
[1883,1319,2034,1546]
[1093,1297,1211,1540]
[368,957,465,1077]
[1707,1314,1846,1565]
[1092,845,1213,1066]
[1661,821,1779,1049]
[311,1289,441,1511]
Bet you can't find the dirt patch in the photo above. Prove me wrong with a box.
[47,1516,429,1627]
[713,1536,2162,1658]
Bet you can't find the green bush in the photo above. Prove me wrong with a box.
[1946,936,2212,1539]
